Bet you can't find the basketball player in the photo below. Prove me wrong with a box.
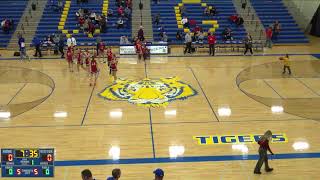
[66,47,74,72]
[98,40,106,63]
[110,54,118,81]
[89,56,99,86]
[254,130,274,174]
[279,54,291,75]
[107,48,113,74]
[76,49,83,72]
[84,48,91,75]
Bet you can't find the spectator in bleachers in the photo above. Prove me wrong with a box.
[138,26,145,41]
[100,15,107,33]
[153,13,160,26]
[124,6,131,18]
[117,6,124,17]
[32,36,42,58]
[193,26,202,41]
[108,9,114,17]
[197,31,204,44]
[184,32,192,54]
[204,6,210,17]
[272,20,281,41]
[158,26,165,38]
[209,6,217,16]
[222,28,233,41]
[81,169,95,180]
[126,0,132,8]
[179,6,186,16]
[1,19,9,34]
[208,32,216,56]
[120,35,130,45]
[107,168,121,180]
[58,34,65,58]
[88,21,95,36]
[153,168,164,180]
[244,33,253,56]
[78,16,85,30]
[236,16,244,27]
[230,14,239,24]
[117,17,124,29]
[161,32,168,42]
[153,0,159,4]
[176,31,183,41]
[181,16,189,28]
[265,26,273,48]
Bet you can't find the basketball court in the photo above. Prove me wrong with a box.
[0,40,320,179]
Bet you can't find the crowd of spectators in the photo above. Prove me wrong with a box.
[75,0,132,35]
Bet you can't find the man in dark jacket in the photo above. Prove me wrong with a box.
[32,36,42,57]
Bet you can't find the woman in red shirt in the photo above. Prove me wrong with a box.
[110,54,118,81]
[66,47,74,72]
[107,48,113,74]
[89,56,99,86]
[254,130,274,174]
[76,49,83,72]
[98,41,106,63]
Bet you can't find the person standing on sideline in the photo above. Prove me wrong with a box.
[32,36,42,58]
[208,32,216,56]
[265,26,273,48]
[153,168,164,180]
[18,34,28,61]
[89,56,99,86]
[254,130,274,174]
[106,168,121,180]
[244,33,253,56]
[67,34,77,51]
[110,54,118,81]
[66,47,74,72]
[279,54,291,75]
[58,34,65,58]
[184,32,192,54]
[272,20,281,41]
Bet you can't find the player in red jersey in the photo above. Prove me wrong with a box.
[98,41,106,63]
[83,48,91,75]
[110,54,118,81]
[89,56,99,86]
[135,39,143,60]
[76,49,83,72]
[106,48,113,74]
[66,47,74,72]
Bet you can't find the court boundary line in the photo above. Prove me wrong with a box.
[6,83,26,105]
[80,73,100,126]
[52,152,320,166]
[144,59,156,158]
[189,67,220,122]
[0,53,318,61]
[295,78,320,97]
[0,118,318,129]
[263,80,284,99]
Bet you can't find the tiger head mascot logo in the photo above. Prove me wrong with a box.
[98,77,198,107]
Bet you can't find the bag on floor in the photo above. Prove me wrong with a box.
[14,51,20,56]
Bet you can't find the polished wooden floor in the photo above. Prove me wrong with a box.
[0,41,320,179]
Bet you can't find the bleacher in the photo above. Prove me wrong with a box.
[0,0,28,48]
[151,0,247,45]
[36,0,131,46]
[250,0,309,44]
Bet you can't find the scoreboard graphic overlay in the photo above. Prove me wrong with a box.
[1,148,54,177]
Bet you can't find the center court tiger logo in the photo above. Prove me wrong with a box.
[98,77,198,107]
